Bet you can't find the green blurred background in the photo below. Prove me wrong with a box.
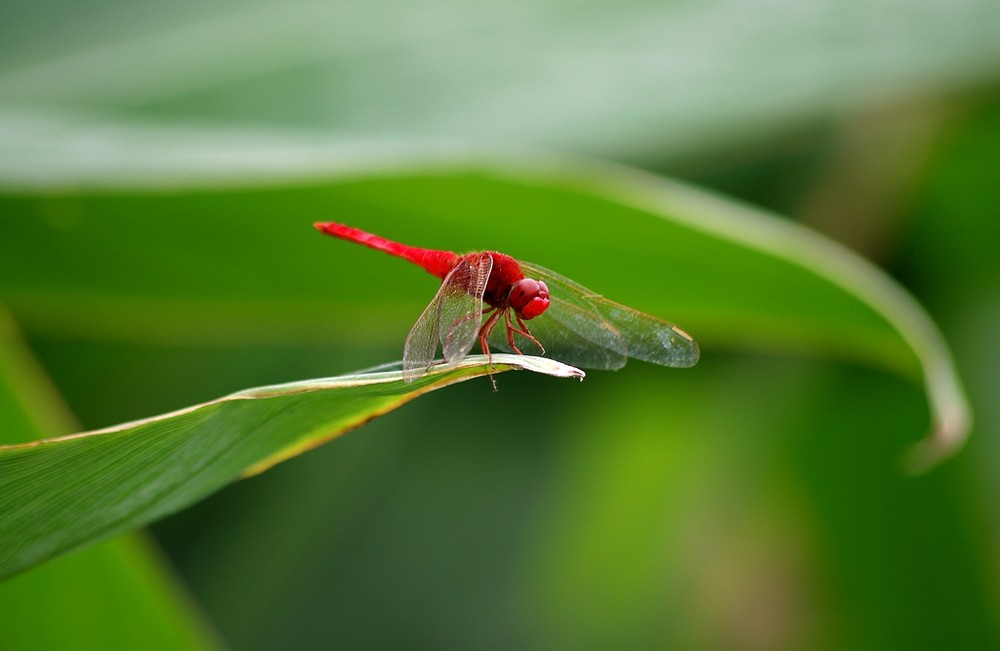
[2,0,1000,649]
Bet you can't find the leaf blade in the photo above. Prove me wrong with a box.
[0,308,222,649]
[0,354,582,580]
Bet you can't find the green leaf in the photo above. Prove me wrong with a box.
[0,354,582,580]
[0,153,970,469]
[1,0,998,168]
[0,310,221,649]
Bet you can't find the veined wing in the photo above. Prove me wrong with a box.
[488,285,629,369]
[514,261,699,370]
[403,253,492,382]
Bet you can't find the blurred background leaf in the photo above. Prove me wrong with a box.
[2,0,999,175]
[1,0,999,649]
[0,161,969,461]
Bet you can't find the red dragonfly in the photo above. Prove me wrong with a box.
[315,222,699,382]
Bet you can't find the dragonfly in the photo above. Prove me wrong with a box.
[315,221,699,383]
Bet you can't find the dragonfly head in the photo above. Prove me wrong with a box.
[509,278,550,320]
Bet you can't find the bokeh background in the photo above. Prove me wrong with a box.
[2,0,1000,649]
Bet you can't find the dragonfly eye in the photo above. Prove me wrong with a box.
[509,279,550,319]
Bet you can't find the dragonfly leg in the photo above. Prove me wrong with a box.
[478,308,504,391]
[503,310,525,354]
[518,314,544,353]
[478,309,503,363]
[505,312,545,355]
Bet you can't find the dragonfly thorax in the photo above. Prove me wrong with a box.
[508,278,550,320]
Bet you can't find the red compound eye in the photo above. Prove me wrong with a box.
[509,279,550,319]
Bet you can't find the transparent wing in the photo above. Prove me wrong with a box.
[439,253,492,363]
[488,291,629,369]
[403,253,492,382]
[508,261,699,370]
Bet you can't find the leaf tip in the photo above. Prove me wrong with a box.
[901,405,972,474]
[485,354,586,380]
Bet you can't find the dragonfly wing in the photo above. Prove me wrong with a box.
[517,261,699,369]
[489,292,629,369]
[439,253,492,363]
[403,253,491,382]
[403,294,443,382]
[592,299,700,368]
